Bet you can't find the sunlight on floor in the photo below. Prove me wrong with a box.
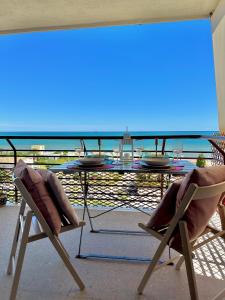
[193,212,225,280]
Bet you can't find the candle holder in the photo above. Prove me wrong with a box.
[119,129,134,163]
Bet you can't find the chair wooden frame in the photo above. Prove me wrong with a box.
[212,288,225,300]
[7,176,86,300]
[137,182,225,300]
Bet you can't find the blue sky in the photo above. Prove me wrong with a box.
[0,19,218,132]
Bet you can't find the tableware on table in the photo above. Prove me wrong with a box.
[113,148,120,164]
[139,161,171,169]
[77,157,105,166]
[74,147,82,158]
[141,154,170,167]
[172,143,183,160]
[87,154,110,160]
[135,147,144,160]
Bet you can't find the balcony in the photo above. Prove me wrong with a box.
[0,134,225,300]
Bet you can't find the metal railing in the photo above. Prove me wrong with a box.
[0,133,224,206]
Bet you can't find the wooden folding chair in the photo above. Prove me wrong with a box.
[7,176,86,300]
[137,182,225,300]
[212,288,225,300]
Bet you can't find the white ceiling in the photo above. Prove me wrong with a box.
[0,0,221,35]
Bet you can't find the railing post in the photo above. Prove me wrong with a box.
[80,139,87,156]
[6,139,18,202]
[162,138,166,155]
[155,138,158,156]
[98,139,101,156]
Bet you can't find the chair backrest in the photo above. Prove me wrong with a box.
[176,180,225,219]
[192,181,225,201]
[13,176,54,237]
[167,180,225,252]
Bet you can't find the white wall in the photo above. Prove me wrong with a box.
[212,0,225,132]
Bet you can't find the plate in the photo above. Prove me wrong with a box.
[140,161,171,168]
[75,160,104,167]
[78,157,105,166]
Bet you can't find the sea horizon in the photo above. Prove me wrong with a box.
[0,130,217,134]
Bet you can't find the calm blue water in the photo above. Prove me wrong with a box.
[0,131,216,153]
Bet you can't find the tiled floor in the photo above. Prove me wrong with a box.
[0,205,224,300]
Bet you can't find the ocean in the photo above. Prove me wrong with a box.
[0,131,216,153]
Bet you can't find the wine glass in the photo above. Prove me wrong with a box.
[113,148,120,164]
[74,147,82,158]
[135,147,144,161]
[172,143,183,160]
[177,143,183,160]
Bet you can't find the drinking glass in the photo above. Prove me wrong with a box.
[74,147,82,158]
[172,143,183,160]
[177,143,183,160]
[135,147,144,160]
[113,148,120,164]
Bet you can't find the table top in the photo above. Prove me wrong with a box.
[50,159,196,176]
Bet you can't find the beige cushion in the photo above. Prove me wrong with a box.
[38,170,80,227]
[147,181,181,230]
[170,166,225,252]
[14,160,61,235]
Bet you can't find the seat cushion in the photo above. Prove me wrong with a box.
[14,160,62,235]
[146,180,182,230]
[170,166,225,251]
[38,170,80,227]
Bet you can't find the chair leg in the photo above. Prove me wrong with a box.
[176,239,197,271]
[7,200,26,275]
[9,211,32,300]
[175,255,185,270]
[57,238,70,259]
[49,235,85,291]
[179,221,199,300]
[137,240,167,294]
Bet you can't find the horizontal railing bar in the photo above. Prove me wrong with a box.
[68,198,158,203]
[86,198,160,202]
[0,149,214,154]
[82,192,162,196]
[60,182,164,185]
[0,134,221,141]
[0,134,204,140]
[166,150,212,154]
[61,181,165,184]
[0,149,108,152]
[0,149,214,155]
[82,186,163,189]
[0,155,79,158]
[0,155,80,158]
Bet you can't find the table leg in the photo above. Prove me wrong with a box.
[78,171,95,231]
[77,201,86,258]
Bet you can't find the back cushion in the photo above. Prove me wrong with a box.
[14,159,27,178]
[147,180,182,230]
[14,160,62,235]
[170,166,225,251]
[38,170,80,227]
